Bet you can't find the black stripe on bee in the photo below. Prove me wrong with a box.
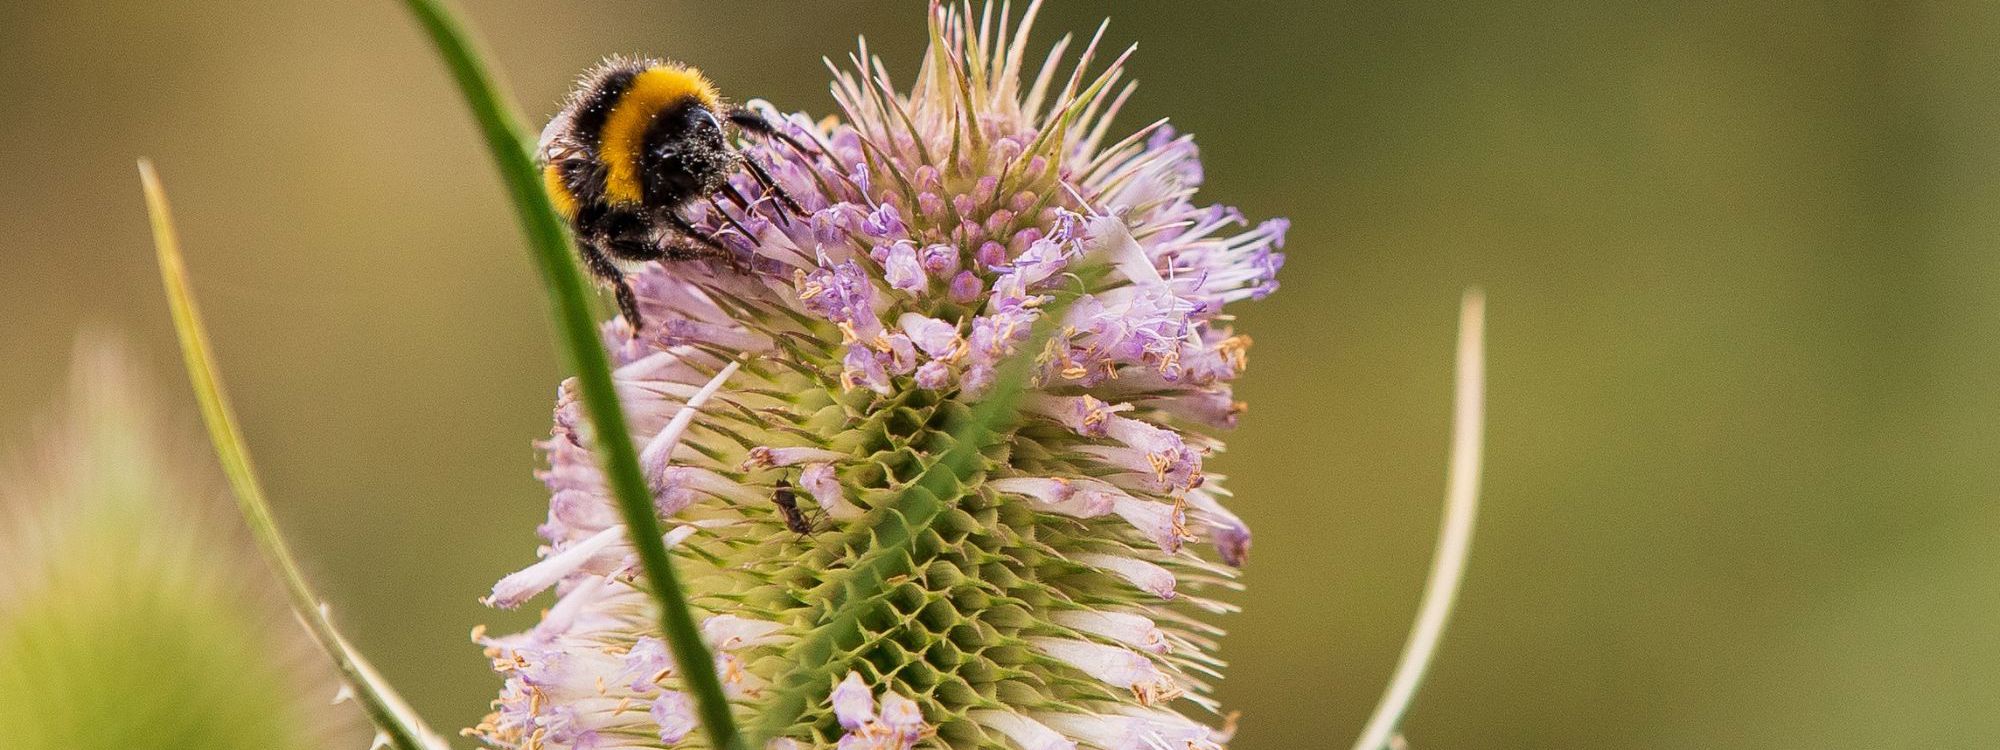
[568,63,644,149]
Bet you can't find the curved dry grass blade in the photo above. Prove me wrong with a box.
[1349,289,1487,750]
[389,2,743,748]
[140,159,449,750]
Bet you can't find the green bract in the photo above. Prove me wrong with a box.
[0,343,356,750]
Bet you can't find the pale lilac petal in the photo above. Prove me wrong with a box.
[1028,637,1175,700]
[877,692,926,738]
[1109,495,1190,553]
[651,691,696,743]
[897,313,962,358]
[742,445,849,469]
[884,242,927,293]
[702,615,786,651]
[620,637,672,692]
[485,524,625,608]
[972,711,1077,750]
[1051,610,1170,654]
[831,672,875,730]
[800,462,858,518]
[1074,553,1178,600]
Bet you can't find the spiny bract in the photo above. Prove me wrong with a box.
[0,341,359,750]
[472,3,1286,749]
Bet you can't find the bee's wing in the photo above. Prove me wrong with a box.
[536,105,576,164]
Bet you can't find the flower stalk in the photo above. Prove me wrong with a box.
[141,159,448,750]
[1348,290,1486,750]
[392,0,746,747]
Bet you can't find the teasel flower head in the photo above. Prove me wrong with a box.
[0,339,361,750]
[473,2,1284,748]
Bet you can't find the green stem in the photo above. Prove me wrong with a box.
[391,2,744,748]
[141,159,446,750]
[1349,289,1487,750]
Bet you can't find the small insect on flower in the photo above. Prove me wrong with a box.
[538,56,805,327]
[770,480,820,537]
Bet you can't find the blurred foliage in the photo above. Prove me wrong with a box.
[0,341,360,749]
[5,1,2000,748]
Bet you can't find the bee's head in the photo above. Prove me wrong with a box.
[641,103,734,205]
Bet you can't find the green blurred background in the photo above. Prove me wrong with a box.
[7,1,2000,747]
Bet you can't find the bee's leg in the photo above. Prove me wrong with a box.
[726,107,819,158]
[719,182,757,212]
[724,107,809,221]
[738,152,805,220]
[627,216,751,276]
[578,236,645,329]
[720,177,791,228]
[611,277,643,332]
[704,194,756,239]
[657,210,733,256]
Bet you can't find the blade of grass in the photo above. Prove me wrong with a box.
[1349,289,1487,750]
[140,159,448,750]
[390,2,743,748]
[750,297,1071,744]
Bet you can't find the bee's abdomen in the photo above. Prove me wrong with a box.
[568,62,645,150]
[545,157,606,220]
[542,163,580,220]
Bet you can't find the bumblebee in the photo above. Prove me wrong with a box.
[538,57,803,326]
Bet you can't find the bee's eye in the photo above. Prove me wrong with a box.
[656,106,723,158]
[690,107,724,143]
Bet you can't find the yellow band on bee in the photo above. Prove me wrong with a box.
[543,164,579,219]
[599,65,721,205]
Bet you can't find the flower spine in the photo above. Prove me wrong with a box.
[472,3,1286,748]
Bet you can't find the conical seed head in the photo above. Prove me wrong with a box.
[475,4,1285,749]
[0,341,361,750]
